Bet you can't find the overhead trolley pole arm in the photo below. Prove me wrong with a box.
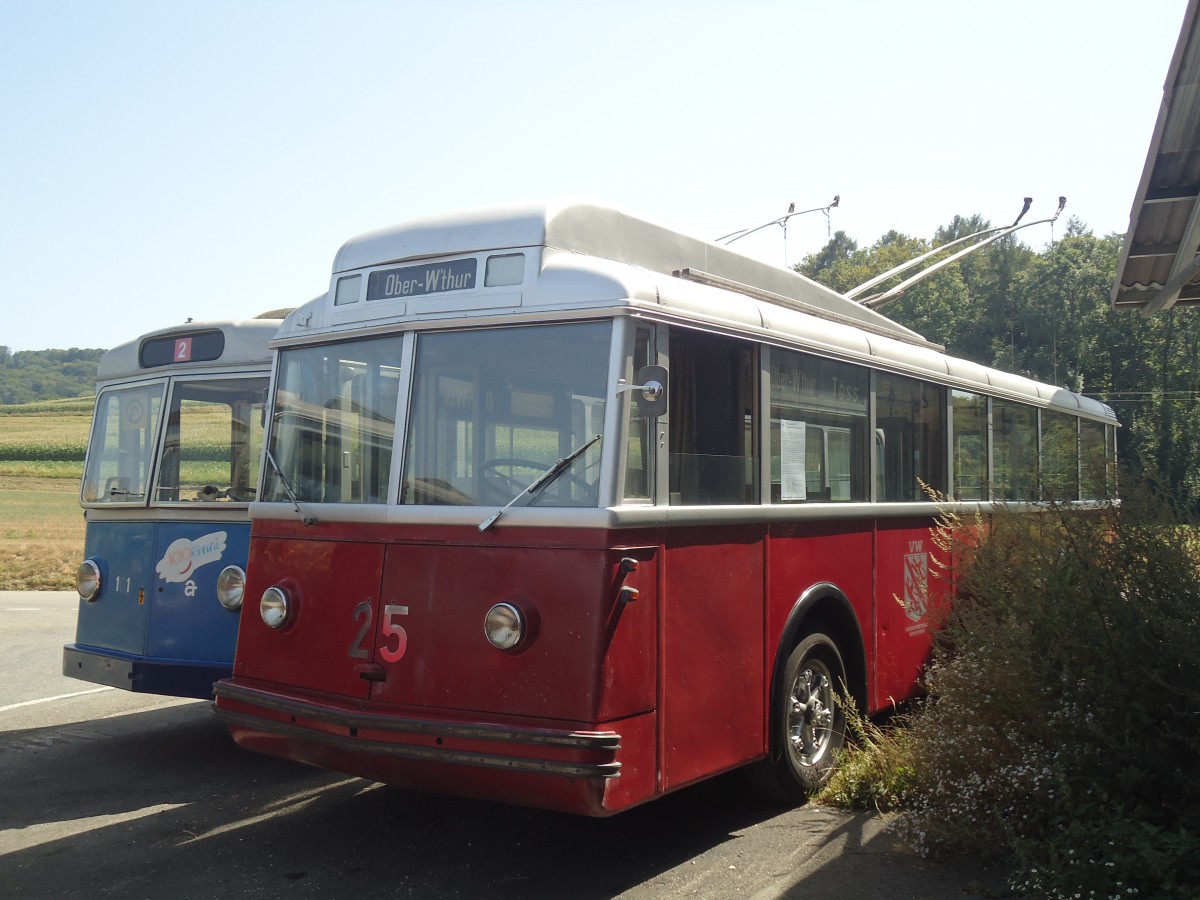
[845,198,1032,300]
[858,197,1065,310]
[715,196,841,245]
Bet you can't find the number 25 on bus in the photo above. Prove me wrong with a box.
[213,203,1118,816]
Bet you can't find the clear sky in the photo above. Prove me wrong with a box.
[1,0,1188,351]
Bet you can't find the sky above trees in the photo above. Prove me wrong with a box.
[1,1,1188,351]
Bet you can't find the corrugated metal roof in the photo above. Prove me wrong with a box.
[1113,0,1200,312]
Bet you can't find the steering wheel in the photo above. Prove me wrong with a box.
[479,458,594,504]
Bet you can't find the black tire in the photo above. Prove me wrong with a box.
[746,631,848,805]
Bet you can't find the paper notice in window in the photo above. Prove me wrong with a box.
[781,419,807,501]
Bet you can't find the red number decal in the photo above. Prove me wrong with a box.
[379,604,409,662]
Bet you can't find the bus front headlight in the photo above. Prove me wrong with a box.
[216,565,246,611]
[76,559,102,602]
[260,586,291,629]
[484,602,525,650]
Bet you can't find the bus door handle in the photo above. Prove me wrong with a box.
[355,662,386,682]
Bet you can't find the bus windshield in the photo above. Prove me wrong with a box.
[154,377,269,503]
[403,321,610,507]
[264,321,611,507]
[265,336,404,504]
[82,383,166,503]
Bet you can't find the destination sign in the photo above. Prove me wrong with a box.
[139,330,225,368]
[366,258,477,302]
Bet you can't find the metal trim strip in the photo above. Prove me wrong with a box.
[213,705,622,779]
[213,682,621,750]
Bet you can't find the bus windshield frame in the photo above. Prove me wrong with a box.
[263,320,613,508]
[81,374,270,507]
[81,380,167,504]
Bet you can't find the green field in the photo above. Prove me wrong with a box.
[0,399,91,589]
[0,398,90,474]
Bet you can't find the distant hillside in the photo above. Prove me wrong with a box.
[0,346,105,404]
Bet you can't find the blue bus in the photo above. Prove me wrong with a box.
[63,316,284,698]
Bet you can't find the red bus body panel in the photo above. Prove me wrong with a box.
[217,514,946,815]
[873,519,945,705]
[658,526,765,790]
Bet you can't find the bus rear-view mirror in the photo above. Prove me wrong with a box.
[635,365,667,417]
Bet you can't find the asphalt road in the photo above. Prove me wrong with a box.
[0,591,1014,899]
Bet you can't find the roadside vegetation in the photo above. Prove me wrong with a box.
[0,398,90,589]
[819,480,1200,899]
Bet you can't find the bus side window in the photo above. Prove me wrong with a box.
[1080,420,1107,500]
[875,373,947,502]
[770,347,868,504]
[993,399,1038,501]
[1041,410,1080,500]
[668,329,757,505]
[951,390,988,500]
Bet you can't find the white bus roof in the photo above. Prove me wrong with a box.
[279,202,1115,423]
[327,201,928,345]
[96,317,283,383]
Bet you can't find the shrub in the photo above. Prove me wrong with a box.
[824,481,1200,898]
[820,710,916,813]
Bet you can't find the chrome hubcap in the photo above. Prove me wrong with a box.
[786,664,834,767]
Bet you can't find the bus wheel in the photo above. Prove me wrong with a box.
[748,632,847,805]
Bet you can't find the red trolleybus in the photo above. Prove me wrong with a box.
[64,316,284,698]
[214,203,1118,815]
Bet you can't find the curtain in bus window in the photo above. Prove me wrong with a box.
[401,322,610,507]
[667,330,756,505]
[1041,410,1079,501]
[875,373,947,502]
[1080,420,1107,500]
[81,384,165,503]
[951,390,988,501]
[154,377,268,503]
[266,336,404,504]
[992,400,1038,501]
[769,348,868,503]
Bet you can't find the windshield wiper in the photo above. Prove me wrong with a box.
[478,434,601,532]
[265,449,317,526]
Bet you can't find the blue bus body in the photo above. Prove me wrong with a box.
[65,519,253,696]
[63,317,283,699]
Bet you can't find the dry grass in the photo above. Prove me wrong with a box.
[0,400,90,588]
[0,475,85,590]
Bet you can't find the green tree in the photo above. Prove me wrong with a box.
[0,347,104,404]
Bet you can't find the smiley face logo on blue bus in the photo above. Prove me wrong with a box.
[155,531,228,583]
